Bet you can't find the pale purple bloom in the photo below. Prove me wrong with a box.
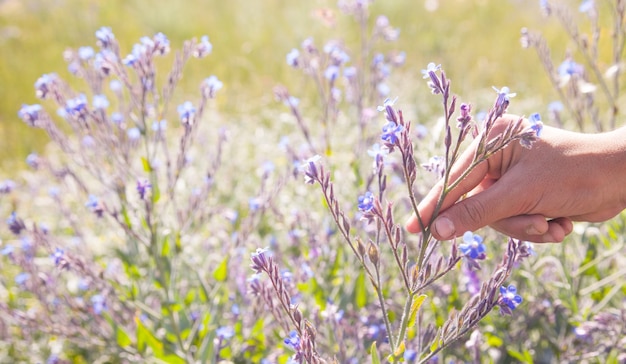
[136,179,152,200]
[0,179,16,194]
[193,35,212,58]
[201,76,223,99]
[177,101,196,125]
[93,94,109,110]
[95,27,115,48]
[286,48,300,67]
[579,0,594,13]
[381,121,403,144]
[558,59,584,78]
[52,247,65,266]
[111,112,124,124]
[78,46,95,60]
[18,104,42,126]
[529,113,543,137]
[91,294,106,314]
[216,326,234,339]
[65,94,88,119]
[15,272,30,285]
[109,79,122,92]
[324,65,340,81]
[35,73,57,99]
[421,62,441,79]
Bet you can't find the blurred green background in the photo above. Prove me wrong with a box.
[0,0,567,171]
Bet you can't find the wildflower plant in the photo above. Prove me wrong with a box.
[4,27,255,362]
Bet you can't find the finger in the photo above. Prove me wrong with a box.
[492,216,573,243]
[428,175,526,239]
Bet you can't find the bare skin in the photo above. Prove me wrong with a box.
[405,114,626,243]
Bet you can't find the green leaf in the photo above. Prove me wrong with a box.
[370,341,381,364]
[507,349,532,363]
[354,270,368,309]
[213,257,229,282]
[407,294,427,328]
[141,157,152,172]
[137,319,163,355]
[393,340,405,360]
[116,326,132,348]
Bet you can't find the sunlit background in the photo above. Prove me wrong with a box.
[0,0,571,171]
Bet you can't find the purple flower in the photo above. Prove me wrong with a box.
[459,231,486,260]
[492,86,516,114]
[286,48,300,67]
[529,113,543,137]
[250,247,270,274]
[498,284,523,315]
[201,76,223,99]
[558,59,584,78]
[1,244,14,256]
[78,46,95,60]
[421,62,441,79]
[136,179,152,200]
[95,27,115,48]
[177,101,196,126]
[93,94,109,110]
[52,247,65,266]
[151,32,170,56]
[381,121,403,145]
[18,104,42,126]
[35,73,57,99]
[127,127,141,141]
[357,191,375,212]
[216,326,235,339]
[14,272,30,286]
[284,330,301,351]
[193,35,212,58]
[65,94,88,119]
[324,65,340,81]
[7,212,25,235]
[91,294,106,314]
[26,153,40,169]
[0,179,16,194]
[579,0,594,13]
[86,195,104,217]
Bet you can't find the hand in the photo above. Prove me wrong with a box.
[405,115,626,243]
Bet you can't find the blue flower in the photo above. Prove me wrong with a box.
[35,73,57,99]
[0,179,16,194]
[127,127,141,141]
[459,231,486,260]
[78,46,95,60]
[529,113,543,137]
[1,244,14,256]
[357,191,375,212]
[202,76,223,99]
[404,349,417,362]
[286,48,300,67]
[324,65,340,81]
[95,27,115,48]
[18,104,42,126]
[558,59,584,78]
[284,330,301,350]
[91,294,106,314]
[15,272,30,285]
[136,179,152,200]
[193,35,212,58]
[93,94,109,110]
[216,326,235,339]
[177,101,196,125]
[499,284,523,313]
[579,0,594,13]
[65,94,88,119]
[421,62,441,79]
[52,247,65,266]
[381,121,403,144]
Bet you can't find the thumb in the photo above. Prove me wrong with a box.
[429,180,521,240]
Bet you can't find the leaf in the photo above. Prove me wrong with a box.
[507,349,531,363]
[116,326,132,348]
[370,341,381,364]
[407,294,427,328]
[354,270,368,309]
[141,157,152,172]
[136,318,163,355]
[213,257,228,282]
[393,340,406,359]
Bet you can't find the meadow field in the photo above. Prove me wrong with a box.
[0,0,625,363]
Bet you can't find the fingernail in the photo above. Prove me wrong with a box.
[433,217,455,239]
